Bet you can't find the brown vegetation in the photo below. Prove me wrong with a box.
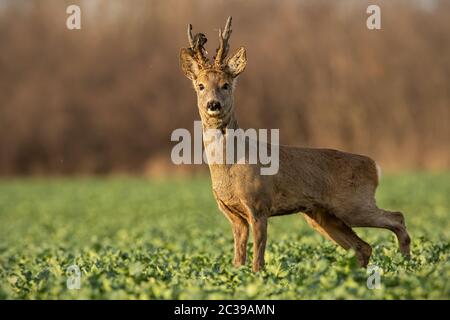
[0,0,448,175]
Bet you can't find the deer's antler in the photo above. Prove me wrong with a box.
[214,16,232,68]
[187,23,210,68]
[187,24,195,49]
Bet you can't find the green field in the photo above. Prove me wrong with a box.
[0,173,449,299]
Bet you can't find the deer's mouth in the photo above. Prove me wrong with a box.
[207,109,222,117]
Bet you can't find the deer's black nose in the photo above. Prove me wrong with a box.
[207,100,222,111]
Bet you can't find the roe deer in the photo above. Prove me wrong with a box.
[179,17,411,272]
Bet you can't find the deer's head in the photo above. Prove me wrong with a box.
[180,17,247,128]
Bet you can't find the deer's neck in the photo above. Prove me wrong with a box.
[201,109,239,133]
[201,110,239,180]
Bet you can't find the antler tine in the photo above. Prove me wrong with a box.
[223,16,232,40]
[214,16,233,67]
[187,23,210,68]
[187,24,195,49]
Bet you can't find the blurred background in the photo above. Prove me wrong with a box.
[0,0,448,176]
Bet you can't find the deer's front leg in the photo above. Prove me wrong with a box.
[231,216,249,267]
[251,216,268,272]
[217,201,249,267]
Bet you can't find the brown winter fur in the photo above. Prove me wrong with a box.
[180,17,411,272]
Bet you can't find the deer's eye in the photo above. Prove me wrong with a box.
[222,83,230,90]
[198,84,205,91]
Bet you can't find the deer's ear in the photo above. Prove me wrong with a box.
[180,48,200,80]
[226,47,247,78]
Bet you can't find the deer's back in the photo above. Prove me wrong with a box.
[209,146,379,218]
[272,146,379,214]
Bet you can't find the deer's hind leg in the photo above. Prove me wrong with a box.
[340,206,411,257]
[304,209,372,267]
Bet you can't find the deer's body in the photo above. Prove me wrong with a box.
[180,17,411,271]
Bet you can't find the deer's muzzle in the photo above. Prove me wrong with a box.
[207,100,222,114]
